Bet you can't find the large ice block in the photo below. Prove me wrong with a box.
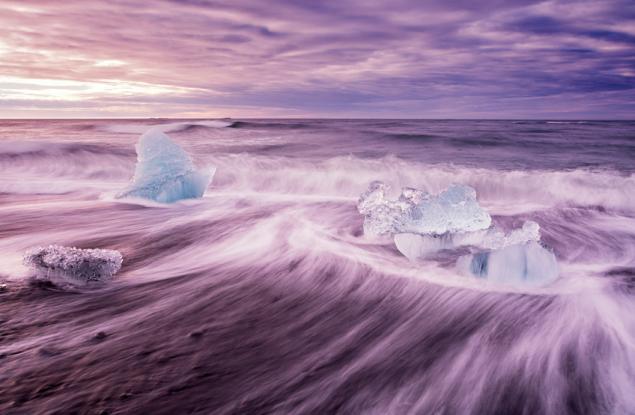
[358,182,491,236]
[117,128,214,203]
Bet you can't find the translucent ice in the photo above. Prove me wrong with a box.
[457,241,558,286]
[394,233,454,260]
[359,182,558,285]
[24,245,123,284]
[117,128,214,203]
[394,221,541,260]
[480,221,541,250]
[358,182,491,236]
[403,184,492,235]
[357,181,411,236]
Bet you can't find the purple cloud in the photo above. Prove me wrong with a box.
[0,0,633,118]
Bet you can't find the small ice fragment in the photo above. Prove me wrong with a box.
[457,241,558,286]
[480,221,541,250]
[357,180,388,215]
[357,182,490,236]
[357,181,415,236]
[24,245,123,284]
[117,128,214,203]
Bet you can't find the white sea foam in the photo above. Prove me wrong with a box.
[209,155,635,213]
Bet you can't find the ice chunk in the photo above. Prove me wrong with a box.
[457,241,558,286]
[24,245,123,284]
[402,184,491,235]
[357,181,389,215]
[395,221,542,260]
[359,182,558,286]
[117,128,214,203]
[357,181,413,236]
[480,221,541,250]
[394,233,455,260]
[394,230,488,261]
[357,182,491,236]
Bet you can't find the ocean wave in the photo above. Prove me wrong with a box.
[0,141,133,158]
[229,120,312,129]
[0,141,133,194]
[546,121,589,124]
[1,143,633,212]
[100,119,235,134]
[1,119,634,414]
[208,154,635,213]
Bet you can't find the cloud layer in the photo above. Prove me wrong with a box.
[1,0,634,118]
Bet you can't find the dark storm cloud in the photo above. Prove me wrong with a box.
[0,0,633,118]
[509,15,635,45]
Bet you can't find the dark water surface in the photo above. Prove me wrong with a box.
[0,119,634,414]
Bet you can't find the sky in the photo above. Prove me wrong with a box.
[0,0,634,119]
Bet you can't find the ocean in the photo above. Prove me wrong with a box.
[1,119,634,414]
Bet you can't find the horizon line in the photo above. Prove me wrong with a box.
[1,117,634,122]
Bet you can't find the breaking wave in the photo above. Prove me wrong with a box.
[100,119,235,134]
